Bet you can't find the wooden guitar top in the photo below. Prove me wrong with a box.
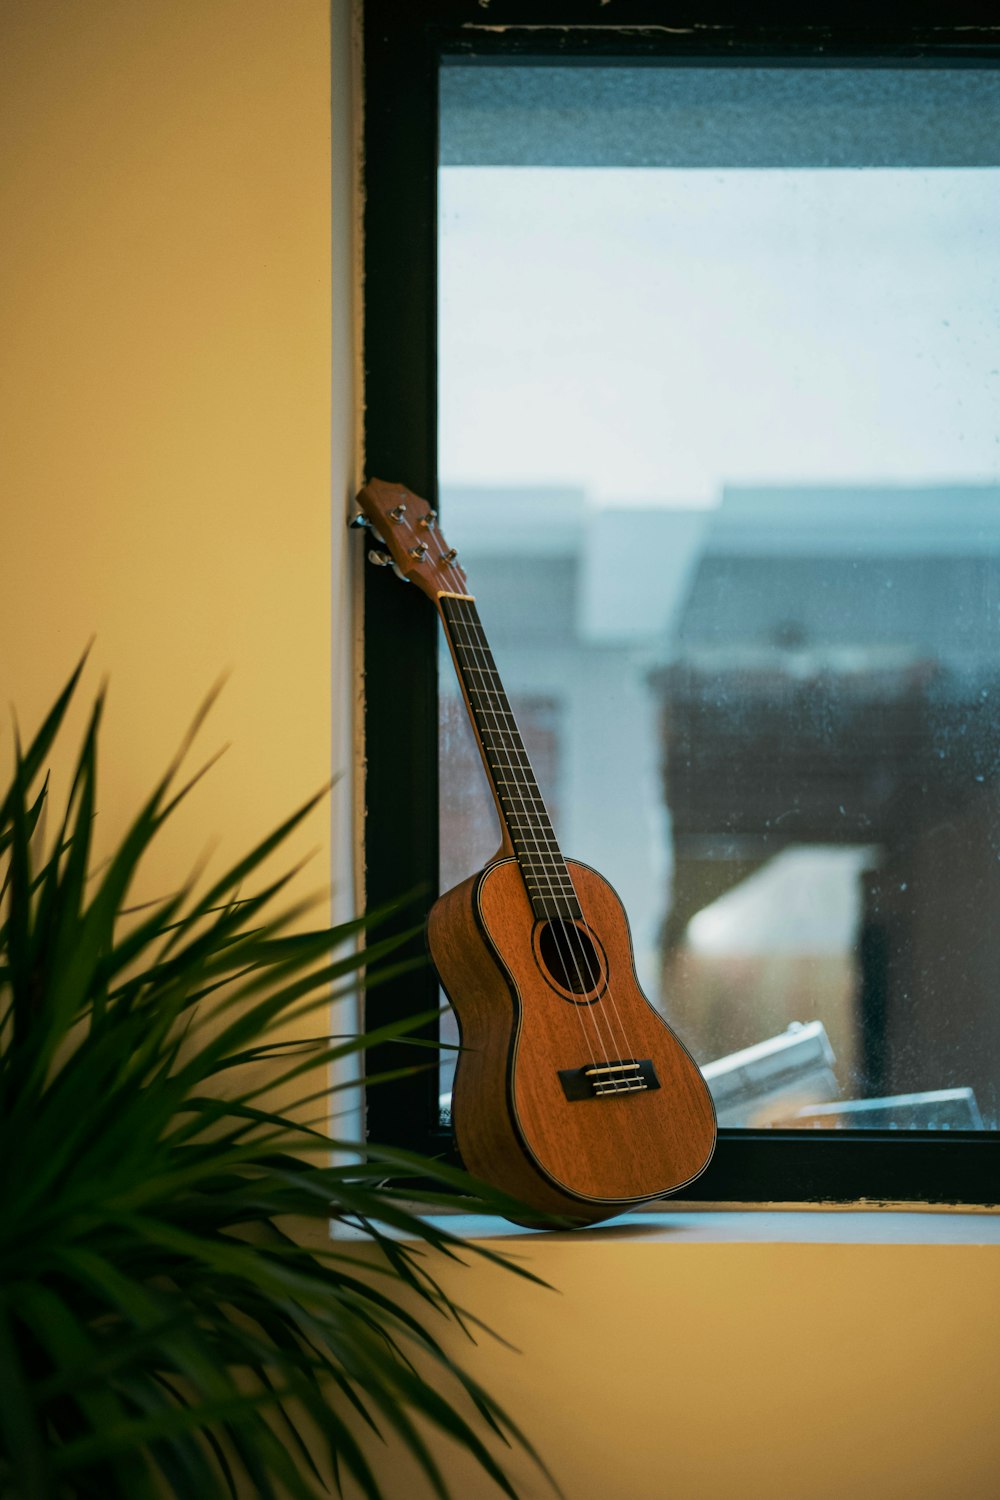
[430,857,716,1220]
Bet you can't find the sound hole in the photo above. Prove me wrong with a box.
[537,920,602,995]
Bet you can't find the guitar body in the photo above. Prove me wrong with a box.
[429,856,716,1225]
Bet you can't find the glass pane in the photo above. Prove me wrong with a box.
[437,64,1000,1130]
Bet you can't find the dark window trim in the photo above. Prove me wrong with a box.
[361,0,1000,1204]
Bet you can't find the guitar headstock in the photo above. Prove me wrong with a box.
[353,479,471,602]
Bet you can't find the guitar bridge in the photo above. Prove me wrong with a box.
[558,1059,660,1101]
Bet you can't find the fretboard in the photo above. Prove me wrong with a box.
[439,594,581,921]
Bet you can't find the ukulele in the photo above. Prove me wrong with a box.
[354,478,716,1225]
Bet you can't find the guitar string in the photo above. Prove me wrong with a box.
[446,594,645,1084]
[443,594,614,1068]
[443,594,616,1075]
[444,585,645,1091]
[444,591,637,1080]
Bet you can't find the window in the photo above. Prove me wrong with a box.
[362,2,1000,1203]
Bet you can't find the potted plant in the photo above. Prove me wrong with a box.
[0,657,551,1500]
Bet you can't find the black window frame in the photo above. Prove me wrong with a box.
[361,0,1000,1205]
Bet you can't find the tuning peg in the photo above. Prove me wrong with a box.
[408,543,429,561]
[418,509,437,529]
[367,549,410,583]
[348,512,370,529]
[440,547,458,563]
[388,503,407,522]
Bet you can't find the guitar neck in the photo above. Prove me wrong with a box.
[438,592,581,921]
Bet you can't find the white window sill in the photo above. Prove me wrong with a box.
[332,1201,1000,1245]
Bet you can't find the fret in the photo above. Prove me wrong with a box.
[469,703,519,726]
[460,657,501,672]
[478,715,521,728]
[479,721,521,737]
[464,660,501,677]
[450,619,490,641]
[462,662,504,678]
[497,790,548,802]
[452,643,496,662]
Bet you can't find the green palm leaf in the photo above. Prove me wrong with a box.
[0,662,557,1500]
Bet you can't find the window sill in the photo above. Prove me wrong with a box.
[332,1201,1000,1245]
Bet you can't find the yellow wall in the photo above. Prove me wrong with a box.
[0,0,347,906]
[348,1226,1000,1500]
[2,7,997,1500]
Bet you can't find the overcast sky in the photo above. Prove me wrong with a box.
[439,167,1000,509]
